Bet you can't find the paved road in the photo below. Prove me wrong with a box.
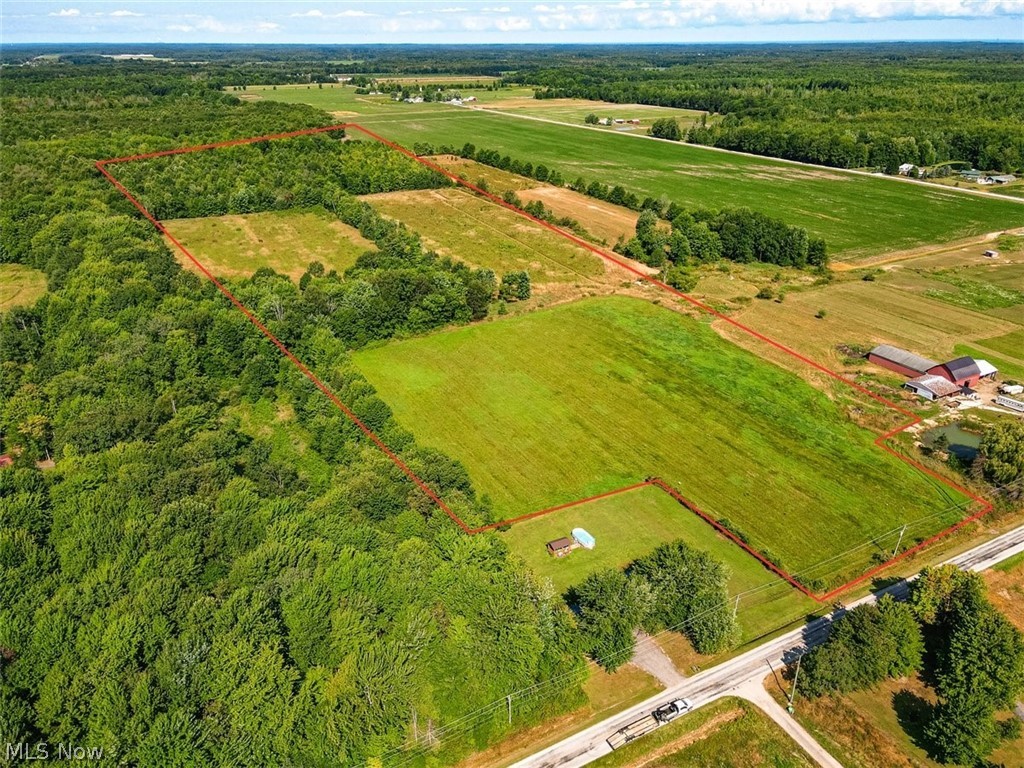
[510,524,1024,768]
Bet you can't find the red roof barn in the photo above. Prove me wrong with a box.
[927,357,982,387]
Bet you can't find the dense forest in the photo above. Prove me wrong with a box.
[0,63,739,763]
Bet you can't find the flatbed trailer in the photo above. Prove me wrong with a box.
[606,714,659,749]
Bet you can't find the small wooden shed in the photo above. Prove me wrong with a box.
[546,537,575,558]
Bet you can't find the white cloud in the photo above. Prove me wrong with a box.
[290,8,375,17]
[436,6,470,12]
[109,9,142,17]
[166,24,193,32]
[48,8,80,16]
[257,21,281,30]
[481,5,512,11]
[496,14,532,30]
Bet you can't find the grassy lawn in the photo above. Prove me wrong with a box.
[363,187,604,282]
[163,207,375,280]
[500,483,815,642]
[352,296,967,580]
[588,697,814,768]
[349,110,1024,260]
[0,263,47,310]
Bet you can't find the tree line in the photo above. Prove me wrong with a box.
[519,44,1024,173]
[798,565,1024,766]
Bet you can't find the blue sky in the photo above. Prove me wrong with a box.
[3,1,1022,44]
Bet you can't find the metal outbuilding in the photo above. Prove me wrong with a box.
[904,375,961,400]
[867,345,939,377]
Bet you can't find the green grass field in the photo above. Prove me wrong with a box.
[589,697,814,768]
[0,263,47,310]
[352,110,1024,260]
[248,85,1024,261]
[363,187,604,282]
[500,483,815,641]
[164,207,375,280]
[976,329,1024,361]
[352,296,968,578]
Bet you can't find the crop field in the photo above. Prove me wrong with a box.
[363,187,605,282]
[352,296,968,581]
[0,264,47,310]
[350,110,1024,260]
[163,208,375,280]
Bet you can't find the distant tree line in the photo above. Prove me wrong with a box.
[798,565,1024,766]
[519,45,1024,173]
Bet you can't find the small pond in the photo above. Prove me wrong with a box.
[922,423,982,462]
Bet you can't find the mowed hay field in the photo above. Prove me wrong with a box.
[353,296,967,577]
[163,208,375,280]
[717,279,1018,371]
[477,96,709,133]
[500,484,815,640]
[354,109,1024,260]
[0,263,47,310]
[363,187,605,282]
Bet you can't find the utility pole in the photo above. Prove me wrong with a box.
[893,524,908,559]
[787,653,803,714]
[733,594,740,619]
[507,694,512,725]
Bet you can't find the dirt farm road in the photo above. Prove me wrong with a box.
[508,524,1024,768]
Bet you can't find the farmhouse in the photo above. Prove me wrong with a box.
[990,174,1017,184]
[927,356,982,387]
[867,344,938,377]
[546,537,575,557]
[898,163,916,176]
[904,375,961,400]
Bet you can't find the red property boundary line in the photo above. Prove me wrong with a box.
[95,122,993,604]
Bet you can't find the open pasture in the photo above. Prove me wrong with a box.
[362,187,605,283]
[717,278,1017,373]
[163,208,375,280]
[517,185,650,245]
[476,96,709,132]
[0,264,47,311]
[426,155,545,195]
[352,109,1024,260]
[353,296,968,580]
